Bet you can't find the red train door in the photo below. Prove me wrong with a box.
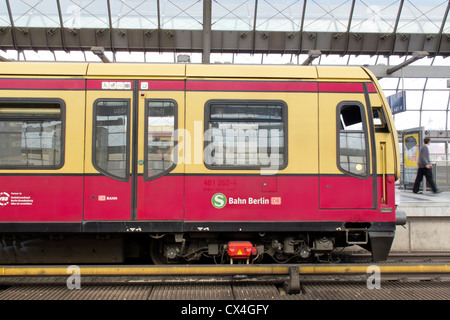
[135,80,184,222]
[84,79,185,225]
[84,80,135,220]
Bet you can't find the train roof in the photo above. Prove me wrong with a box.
[0,62,372,80]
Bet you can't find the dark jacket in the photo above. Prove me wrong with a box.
[417,144,430,168]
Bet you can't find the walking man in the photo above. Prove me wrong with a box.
[413,137,441,194]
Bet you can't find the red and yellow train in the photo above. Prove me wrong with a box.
[0,62,405,264]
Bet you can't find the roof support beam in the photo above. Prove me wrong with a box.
[298,0,307,55]
[386,51,428,75]
[343,0,356,56]
[5,0,18,52]
[202,0,212,64]
[302,50,321,65]
[91,46,111,63]
[106,0,116,62]
[390,0,404,55]
[367,65,450,79]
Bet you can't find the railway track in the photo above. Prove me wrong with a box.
[0,280,449,300]
[0,254,449,302]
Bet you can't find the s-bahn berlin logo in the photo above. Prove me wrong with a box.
[211,193,282,209]
[211,193,227,209]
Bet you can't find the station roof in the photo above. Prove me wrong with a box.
[0,0,448,56]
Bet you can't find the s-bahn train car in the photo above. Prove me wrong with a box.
[0,62,405,264]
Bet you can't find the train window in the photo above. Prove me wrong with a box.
[93,100,130,181]
[145,100,177,180]
[0,99,65,169]
[204,101,287,170]
[337,102,369,178]
[372,107,389,132]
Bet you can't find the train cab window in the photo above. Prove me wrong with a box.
[204,101,286,169]
[145,100,176,180]
[0,99,64,169]
[337,102,369,178]
[93,100,130,181]
[372,107,389,132]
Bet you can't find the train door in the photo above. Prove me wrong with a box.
[84,79,185,224]
[84,80,135,220]
[136,80,184,222]
[319,85,376,209]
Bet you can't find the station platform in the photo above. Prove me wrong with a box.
[396,187,450,206]
[392,187,450,253]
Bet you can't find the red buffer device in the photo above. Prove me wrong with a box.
[227,241,257,260]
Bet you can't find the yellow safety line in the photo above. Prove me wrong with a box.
[0,264,450,276]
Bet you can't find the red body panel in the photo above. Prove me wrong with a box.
[137,175,184,220]
[0,175,82,221]
[319,175,373,209]
[0,174,395,224]
[184,175,396,223]
[84,176,131,221]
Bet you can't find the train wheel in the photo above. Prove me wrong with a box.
[149,239,168,264]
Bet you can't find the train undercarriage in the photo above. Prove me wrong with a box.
[0,230,394,264]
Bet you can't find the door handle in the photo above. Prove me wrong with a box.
[380,142,387,204]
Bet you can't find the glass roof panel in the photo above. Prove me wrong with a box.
[23,50,55,61]
[421,111,447,129]
[116,51,145,62]
[425,78,450,90]
[422,90,449,110]
[397,0,448,34]
[318,54,349,65]
[401,78,427,90]
[255,0,304,31]
[0,50,17,60]
[10,0,60,28]
[388,55,407,65]
[160,0,203,30]
[303,0,353,32]
[393,110,420,130]
[109,0,158,29]
[404,90,423,110]
[54,50,86,62]
[351,0,401,33]
[212,0,255,31]
[210,52,234,63]
[234,53,263,64]
[59,0,109,29]
[444,12,450,33]
[347,54,378,65]
[379,78,401,90]
[0,1,10,27]
[432,56,450,66]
